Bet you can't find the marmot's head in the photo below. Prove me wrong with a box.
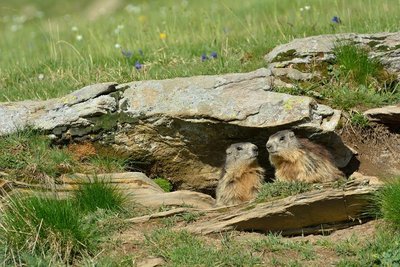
[225,142,259,169]
[266,130,300,155]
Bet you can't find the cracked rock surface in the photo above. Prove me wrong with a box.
[0,69,353,191]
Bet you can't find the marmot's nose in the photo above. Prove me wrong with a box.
[252,146,258,153]
[266,143,272,150]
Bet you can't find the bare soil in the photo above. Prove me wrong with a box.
[340,123,400,178]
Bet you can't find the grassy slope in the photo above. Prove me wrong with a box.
[1,0,399,101]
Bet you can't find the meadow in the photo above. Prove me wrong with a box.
[1,0,399,102]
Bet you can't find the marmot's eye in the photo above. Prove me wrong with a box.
[236,147,243,151]
[279,136,285,141]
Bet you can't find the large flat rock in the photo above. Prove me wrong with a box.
[0,70,353,191]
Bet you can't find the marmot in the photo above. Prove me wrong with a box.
[266,130,345,183]
[216,142,265,206]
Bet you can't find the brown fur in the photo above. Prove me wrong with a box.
[216,143,264,206]
[266,130,345,183]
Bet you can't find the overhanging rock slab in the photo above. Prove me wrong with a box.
[0,70,353,191]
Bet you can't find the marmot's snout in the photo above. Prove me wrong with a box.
[266,142,274,153]
[251,145,258,157]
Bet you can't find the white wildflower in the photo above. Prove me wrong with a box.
[10,24,21,32]
[71,26,78,32]
[114,24,124,34]
[115,43,121,49]
[38,74,44,80]
[305,5,311,10]
[76,35,83,41]
[300,7,304,12]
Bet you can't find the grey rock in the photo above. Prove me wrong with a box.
[0,70,353,191]
[265,32,400,80]
[184,180,380,236]
[364,104,400,125]
[0,83,118,136]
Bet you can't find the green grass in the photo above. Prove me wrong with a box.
[323,84,399,110]
[375,179,400,228]
[0,195,97,264]
[256,181,313,202]
[0,129,75,181]
[0,180,129,265]
[74,177,127,213]
[334,229,400,266]
[250,233,316,261]
[350,111,371,128]
[0,129,131,181]
[0,0,399,102]
[153,177,173,192]
[333,43,382,86]
[145,228,260,266]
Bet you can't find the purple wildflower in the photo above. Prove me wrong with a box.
[121,49,133,58]
[135,61,142,70]
[210,51,217,59]
[331,16,341,24]
[201,53,208,62]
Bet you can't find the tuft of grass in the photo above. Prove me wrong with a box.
[375,179,400,228]
[0,180,129,264]
[145,228,260,266]
[256,181,313,202]
[321,84,400,111]
[350,112,370,128]
[0,129,75,181]
[0,194,98,264]
[74,177,127,213]
[153,177,173,192]
[333,43,382,85]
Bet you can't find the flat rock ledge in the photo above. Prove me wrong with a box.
[1,172,215,209]
[183,180,378,236]
[0,69,353,190]
[1,172,381,236]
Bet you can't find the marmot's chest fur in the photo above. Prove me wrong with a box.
[216,143,264,206]
[266,130,345,183]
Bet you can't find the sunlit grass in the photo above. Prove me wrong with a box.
[375,179,400,228]
[145,228,261,266]
[0,195,97,264]
[0,128,75,181]
[74,177,127,212]
[0,0,399,101]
